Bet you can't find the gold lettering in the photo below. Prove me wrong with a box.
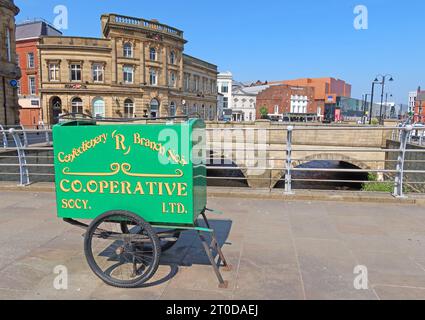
[134,182,145,195]
[99,181,108,194]
[114,134,126,151]
[86,180,98,193]
[110,181,119,194]
[178,183,188,196]
[121,181,132,194]
[71,180,82,193]
[60,179,70,192]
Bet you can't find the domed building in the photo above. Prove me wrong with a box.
[0,0,20,125]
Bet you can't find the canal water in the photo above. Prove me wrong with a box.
[208,160,368,190]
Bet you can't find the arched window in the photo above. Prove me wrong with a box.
[150,98,159,118]
[169,101,176,117]
[169,71,176,87]
[124,99,134,118]
[123,42,133,58]
[92,97,105,118]
[51,96,62,124]
[150,47,156,61]
[149,69,157,85]
[71,97,83,114]
[170,51,176,64]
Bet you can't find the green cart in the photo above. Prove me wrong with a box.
[53,118,231,288]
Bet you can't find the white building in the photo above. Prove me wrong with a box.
[217,71,233,113]
[409,91,418,114]
[232,85,269,121]
[217,93,224,121]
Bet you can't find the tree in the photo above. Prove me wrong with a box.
[259,107,268,119]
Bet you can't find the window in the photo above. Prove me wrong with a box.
[150,98,159,118]
[208,105,214,120]
[124,99,134,118]
[27,52,35,69]
[274,105,279,114]
[195,76,200,91]
[5,28,11,62]
[28,76,36,95]
[169,101,176,116]
[123,65,134,84]
[170,51,176,64]
[221,83,228,93]
[223,97,228,108]
[92,63,104,82]
[149,69,157,85]
[184,74,190,91]
[169,72,176,87]
[49,63,60,81]
[70,64,82,81]
[150,47,156,61]
[92,97,105,118]
[123,42,133,58]
[17,80,21,95]
[71,97,83,114]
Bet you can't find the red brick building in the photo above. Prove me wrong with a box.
[256,85,316,121]
[270,77,351,121]
[415,90,425,123]
[16,20,61,127]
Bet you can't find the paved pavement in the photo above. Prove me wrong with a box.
[1,191,425,300]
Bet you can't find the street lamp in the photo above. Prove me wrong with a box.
[368,79,380,125]
[384,93,393,120]
[373,74,394,125]
[362,93,370,124]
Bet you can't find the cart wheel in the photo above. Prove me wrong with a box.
[84,210,161,288]
[120,223,181,253]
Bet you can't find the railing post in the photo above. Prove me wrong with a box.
[0,124,8,148]
[393,125,412,198]
[9,128,30,186]
[19,125,29,147]
[285,125,294,194]
[39,121,50,144]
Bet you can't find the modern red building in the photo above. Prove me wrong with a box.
[415,89,425,123]
[256,84,317,121]
[16,19,61,127]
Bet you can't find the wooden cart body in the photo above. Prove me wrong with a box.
[53,119,206,226]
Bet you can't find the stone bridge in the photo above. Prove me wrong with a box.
[204,120,392,188]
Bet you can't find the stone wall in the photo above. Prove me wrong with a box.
[0,0,20,125]
[386,140,425,193]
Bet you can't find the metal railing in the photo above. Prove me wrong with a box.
[1,124,424,198]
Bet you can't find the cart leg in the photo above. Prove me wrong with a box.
[197,231,228,289]
[201,212,232,272]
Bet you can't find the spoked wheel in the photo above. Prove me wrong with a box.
[120,222,181,253]
[84,210,161,288]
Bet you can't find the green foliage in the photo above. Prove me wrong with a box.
[259,107,268,119]
[361,173,394,192]
[370,118,379,126]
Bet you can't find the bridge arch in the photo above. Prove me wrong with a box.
[292,153,372,171]
[206,150,249,187]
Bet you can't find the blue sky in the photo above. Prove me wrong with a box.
[15,0,424,104]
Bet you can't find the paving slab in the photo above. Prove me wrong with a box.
[0,191,424,299]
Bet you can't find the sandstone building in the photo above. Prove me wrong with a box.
[0,0,20,125]
[38,14,218,124]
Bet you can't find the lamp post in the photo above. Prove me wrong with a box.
[384,93,393,120]
[369,80,378,125]
[372,74,394,125]
[362,93,370,124]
